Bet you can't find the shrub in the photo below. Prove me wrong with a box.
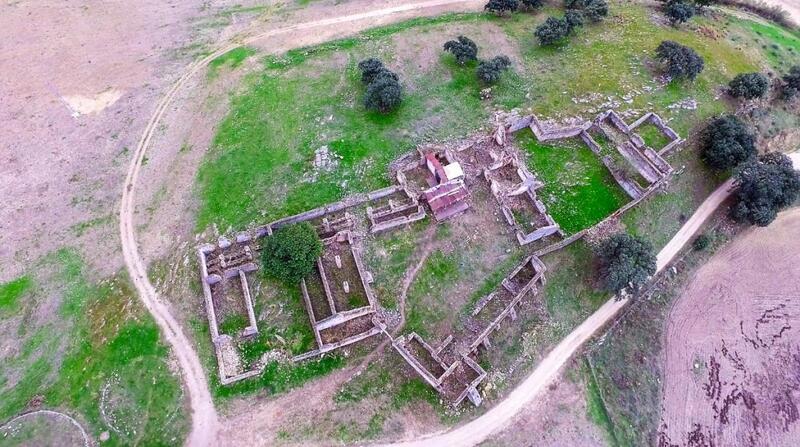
[729,72,769,99]
[358,58,403,113]
[595,233,657,295]
[566,0,609,22]
[261,222,323,285]
[732,152,800,227]
[692,234,710,251]
[655,40,705,81]
[782,65,800,99]
[365,76,404,113]
[565,10,585,29]
[484,0,519,15]
[444,36,479,65]
[701,115,756,171]
[476,55,512,84]
[535,16,572,45]
[358,58,385,84]
[665,0,695,25]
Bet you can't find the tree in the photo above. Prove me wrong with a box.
[655,40,705,81]
[665,0,695,25]
[365,75,403,113]
[701,115,756,171]
[595,233,657,295]
[484,0,519,15]
[728,72,769,99]
[782,65,800,99]
[565,0,608,22]
[732,152,800,226]
[521,0,545,9]
[261,222,323,285]
[535,16,572,45]
[477,55,512,84]
[444,36,479,65]
[358,58,403,113]
[358,58,385,84]
[565,10,585,30]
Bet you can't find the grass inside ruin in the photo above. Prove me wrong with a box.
[515,133,628,234]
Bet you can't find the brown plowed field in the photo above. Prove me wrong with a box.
[659,208,800,447]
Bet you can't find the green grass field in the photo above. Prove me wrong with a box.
[0,250,186,446]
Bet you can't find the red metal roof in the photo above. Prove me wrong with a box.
[423,181,470,221]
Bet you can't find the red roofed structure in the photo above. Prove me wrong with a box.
[423,180,470,221]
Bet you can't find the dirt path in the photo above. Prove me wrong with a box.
[380,178,737,447]
[119,1,484,446]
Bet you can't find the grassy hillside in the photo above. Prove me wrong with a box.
[0,250,187,446]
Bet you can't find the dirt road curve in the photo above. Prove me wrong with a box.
[382,178,737,447]
[119,1,484,446]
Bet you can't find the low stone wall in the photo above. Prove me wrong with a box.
[197,237,264,385]
[392,255,546,407]
[366,187,426,234]
[293,231,382,361]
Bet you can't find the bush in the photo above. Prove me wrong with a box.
[655,40,705,81]
[729,72,770,99]
[358,58,403,113]
[701,115,756,171]
[484,0,519,15]
[566,0,609,22]
[261,222,323,285]
[665,0,695,25]
[565,10,585,29]
[358,58,385,84]
[782,65,800,99]
[692,234,711,251]
[365,76,404,113]
[732,152,800,227]
[476,55,512,84]
[444,36,479,65]
[694,0,719,8]
[595,233,657,295]
[715,0,792,28]
[535,16,573,45]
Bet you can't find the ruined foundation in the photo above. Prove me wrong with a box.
[195,109,681,401]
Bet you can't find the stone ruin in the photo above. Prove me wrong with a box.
[395,147,472,222]
[503,109,679,202]
[294,230,384,361]
[195,109,682,401]
[198,234,263,384]
[484,153,564,245]
[366,185,426,234]
[391,255,547,406]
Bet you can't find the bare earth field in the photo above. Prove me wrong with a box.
[660,208,800,446]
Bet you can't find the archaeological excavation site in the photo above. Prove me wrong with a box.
[196,109,681,404]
